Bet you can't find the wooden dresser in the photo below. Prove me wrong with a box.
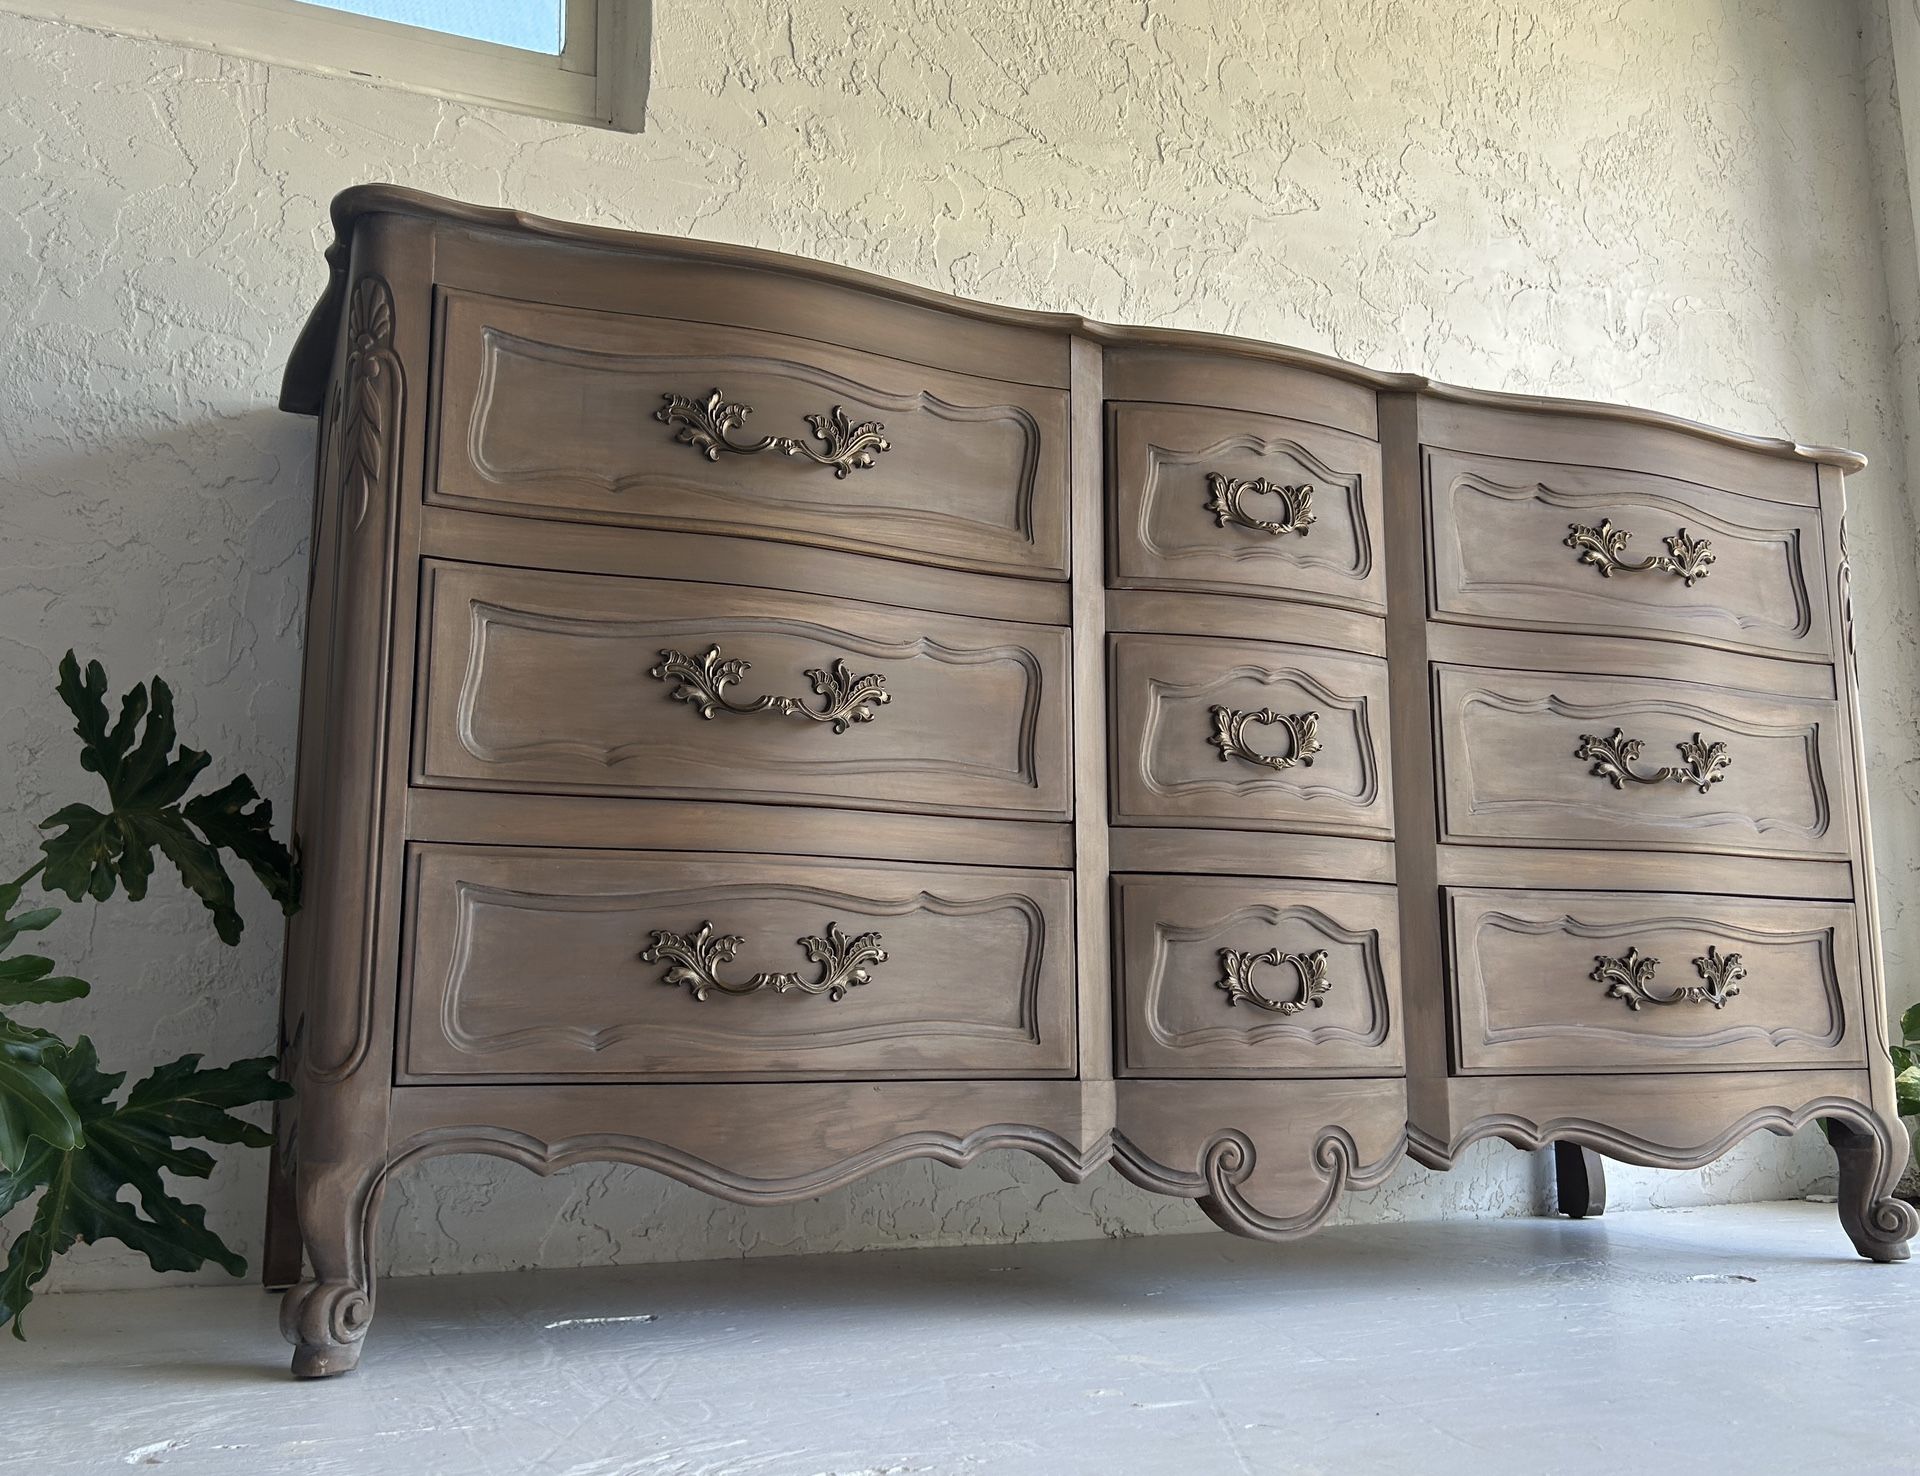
[270,186,1915,1378]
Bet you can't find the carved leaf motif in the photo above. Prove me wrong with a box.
[338,277,399,528]
[641,921,888,1002]
[655,388,892,477]
[1564,519,1715,586]
[649,646,890,732]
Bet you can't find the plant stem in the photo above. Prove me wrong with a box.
[7,859,45,892]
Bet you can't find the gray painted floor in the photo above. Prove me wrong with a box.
[1,1200,1912,1475]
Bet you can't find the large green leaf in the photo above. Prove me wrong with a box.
[1901,1001,1920,1049]
[0,1038,289,1337]
[0,883,84,1170]
[37,653,300,944]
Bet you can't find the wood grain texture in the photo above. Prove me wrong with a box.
[1445,888,1867,1074]
[1425,445,1831,660]
[399,846,1077,1082]
[1113,874,1403,1077]
[1107,401,1385,611]
[1433,663,1847,859]
[417,559,1072,820]
[431,291,1070,579]
[1110,632,1392,838]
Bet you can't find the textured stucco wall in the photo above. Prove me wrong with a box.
[1,0,1911,1296]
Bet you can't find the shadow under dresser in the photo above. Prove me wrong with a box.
[267,186,1915,1378]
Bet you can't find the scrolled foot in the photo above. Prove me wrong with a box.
[280,1279,373,1378]
[1827,1114,1919,1263]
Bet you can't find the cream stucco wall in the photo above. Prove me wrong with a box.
[2,0,1912,1295]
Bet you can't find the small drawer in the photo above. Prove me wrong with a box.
[1114,874,1402,1077]
[1110,633,1392,838]
[418,559,1072,820]
[1445,888,1867,1073]
[1108,402,1384,610]
[1425,446,1830,659]
[431,291,1070,579]
[400,846,1077,1081]
[1434,663,1847,859]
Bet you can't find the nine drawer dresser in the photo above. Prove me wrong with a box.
[269,186,1915,1378]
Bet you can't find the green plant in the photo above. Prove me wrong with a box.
[0,653,298,1336]
[1893,1002,1920,1123]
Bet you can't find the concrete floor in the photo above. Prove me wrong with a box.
[0,1200,1912,1476]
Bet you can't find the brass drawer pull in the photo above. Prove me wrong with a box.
[1207,473,1315,536]
[1565,519,1715,585]
[1209,705,1322,771]
[642,920,887,1002]
[651,645,890,733]
[1575,728,1728,794]
[1591,945,1745,1011]
[1218,946,1331,1014]
[656,388,891,477]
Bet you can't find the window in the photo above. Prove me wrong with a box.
[3,0,650,131]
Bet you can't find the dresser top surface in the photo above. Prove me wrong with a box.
[280,183,1865,475]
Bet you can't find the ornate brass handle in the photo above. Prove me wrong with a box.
[1591,945,1745,1011]
[1565,519,1714,585]
[1209,705,1321,771]
[651,645,889,733]
[1206,473,1314,536]
[642,920,887,1002]
[656,388,891,477]
[1575,728,1728,794]
[1218,946,1331,1014]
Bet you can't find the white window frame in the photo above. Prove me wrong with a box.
[2,0,649,131]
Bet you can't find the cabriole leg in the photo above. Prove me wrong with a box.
[1553,1142,1607,1220]
[279,1157,387,1378]
[1827,1116,1919,1263]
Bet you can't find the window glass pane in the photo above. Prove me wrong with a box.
[293,0,565,54]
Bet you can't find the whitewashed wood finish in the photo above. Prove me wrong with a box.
[431,291,1071,578]
[1433,663,1847,859]
[1445,888,1867,1074]
[417,559,1072,820]
[1108,401,1384,611]
[1110,632,1392,838]
[399,846,1077,1081]
[1425,446,1831,660]
[1114,875,1402,1077]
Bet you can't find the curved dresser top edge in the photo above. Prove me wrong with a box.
[278,182,1867,475]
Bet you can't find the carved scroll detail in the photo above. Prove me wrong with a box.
[1209,705,1322,771]
[641,921,888,1002]
[1217,946,1331,1015]
[1565,519,1715,585]
[1591,945,1746,1011]
[1206,472,1314,535]
[650,645,890,733]
[1574,728,1729,794]
[337,276,400,529]
[656,388,891,477]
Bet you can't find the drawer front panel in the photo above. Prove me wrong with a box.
[432,291,1071,578]
[1111,633,1392,838]
[1434,664,1846,859]
[402,847,1077,1080]
[1115,875,1402,1076]
[1425,448,1830,658]
[1446,889,1866,1073]
[1109,402,1384,610]
[419,560,1072,819]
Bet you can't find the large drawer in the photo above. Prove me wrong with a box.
[430,291,1071,579]
[1110,632,1392,838]
[1425,447,1830,659]
[418,559,1072,820]
[1108,402,1384,611]
[400,846,1077,1081]
[1114,874,1402,1077]
[1445,888,1867,1074]
[1434,663,1846,859]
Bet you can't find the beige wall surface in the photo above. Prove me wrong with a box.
[1,0,1912,1293]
